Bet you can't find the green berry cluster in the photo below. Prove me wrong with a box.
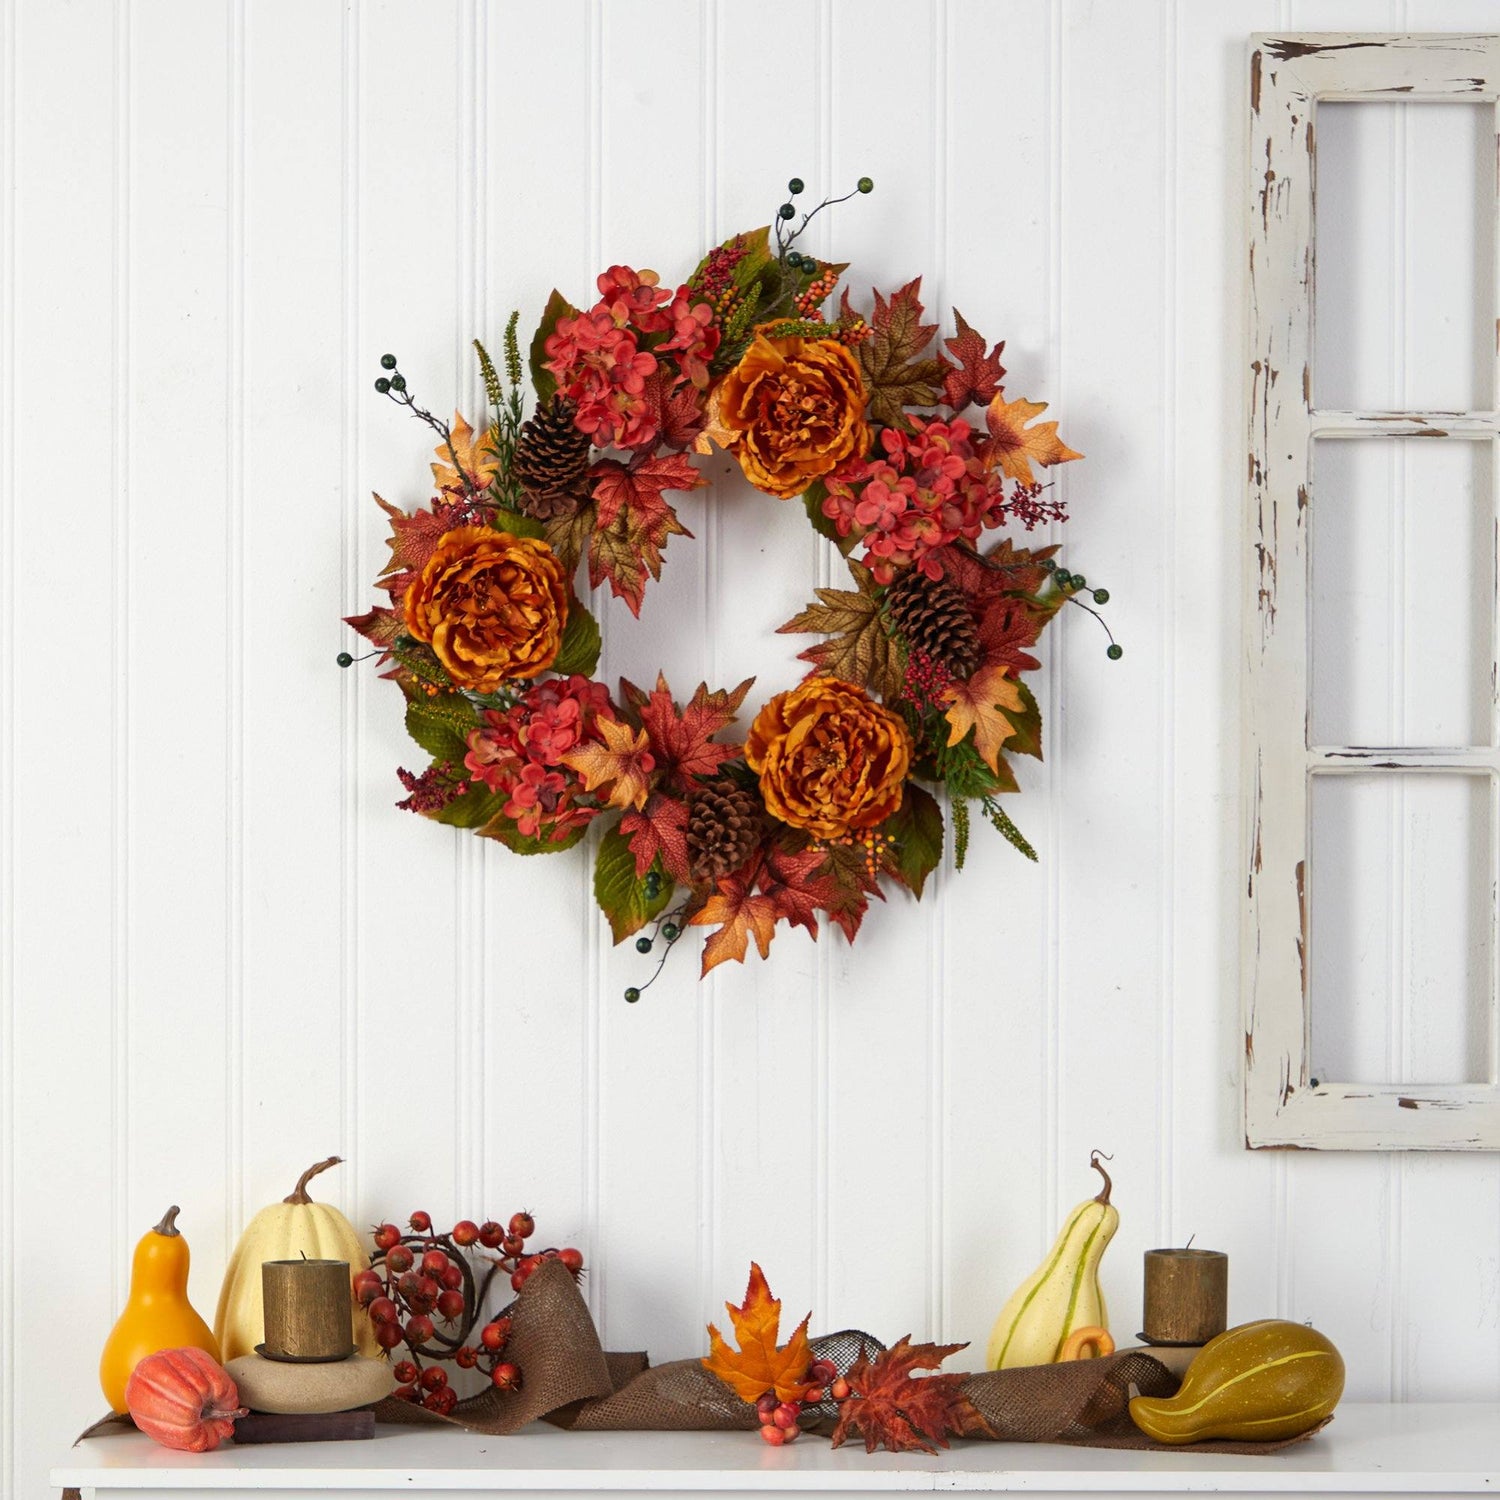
[374,352,407,395]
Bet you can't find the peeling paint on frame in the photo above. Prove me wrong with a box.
[1243,31,1500,1151]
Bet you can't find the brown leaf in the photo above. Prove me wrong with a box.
[586,454,700,616]
[846,277,944,428]
[543,501,597,578]
[941,309,1006,412]
[778,559,905,701]
[829,1336,975,1456]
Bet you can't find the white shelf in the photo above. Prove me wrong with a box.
[48,1404,1500,1495]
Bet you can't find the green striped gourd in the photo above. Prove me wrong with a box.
[1129,1319,1344,1444]
[986,1153,1118,1370]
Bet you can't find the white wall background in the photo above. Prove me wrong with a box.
[4,1,1500,1495]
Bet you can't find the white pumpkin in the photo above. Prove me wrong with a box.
[214,1157,381,1361]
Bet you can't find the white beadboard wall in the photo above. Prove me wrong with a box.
[3,1,1500,1496]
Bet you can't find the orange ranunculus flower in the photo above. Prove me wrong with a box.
[403,526,568,691]
[712,334,870,499]
[745,678,913,840]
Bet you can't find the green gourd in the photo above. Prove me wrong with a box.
[1129,1319,1344,1444]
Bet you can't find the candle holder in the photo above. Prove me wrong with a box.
[258,1259,357,1363]
[1138,1247,1228,1347]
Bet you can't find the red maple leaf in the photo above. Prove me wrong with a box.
[975,596,1044,675]
[830,1337,989,1456]
[587,452,702,616]
[941,309,1006,412]
[642,369,707,451]
[344,604,404,651]
[629,674,753,789]
[757,845,840,939]
[811,843,886,943]
[618,793,693,885]
[374,494,456,596]
[938,538,1061,605]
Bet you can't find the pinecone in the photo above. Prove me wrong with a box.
[512,396,592,520]
[687,780,763,885]
[884,569,981,677]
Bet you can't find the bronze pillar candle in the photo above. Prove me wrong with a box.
[1142,1248,1229,1345]
[261,1259,354,1362]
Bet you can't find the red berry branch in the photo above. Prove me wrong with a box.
[355,1210,584,1413]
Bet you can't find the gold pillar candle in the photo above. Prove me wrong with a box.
[1142,1248,1229,1345]
[261,1259,354,1361]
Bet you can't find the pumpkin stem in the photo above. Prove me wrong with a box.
[1089,1150,1114,1205]
[285,1156,343,1205]
[153,1205,182,1237]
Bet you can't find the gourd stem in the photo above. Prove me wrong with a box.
[1089,1150,1114,1205]
[153,1205,182,1237]
[285,1156,343,1205]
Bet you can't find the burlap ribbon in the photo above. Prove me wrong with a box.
[368,1258,1328,1454]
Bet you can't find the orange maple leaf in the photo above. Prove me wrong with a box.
[702,1263,814,1405]
[691,879,780,975]
[562,718,657,811]
[983,393,1082,485]
[431,412,499,496]
[942,662,1025,774]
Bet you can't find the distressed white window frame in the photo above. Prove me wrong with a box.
[1244,33,1500,1150]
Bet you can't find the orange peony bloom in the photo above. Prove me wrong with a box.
[745,678,912,839]
[711,335,870,499]
[403,526,568,692]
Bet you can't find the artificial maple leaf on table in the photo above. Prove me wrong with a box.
[829,1336,993,1456]
[942,662,1025,774]
[702,1263,814,1406]
[982,392,1082,486]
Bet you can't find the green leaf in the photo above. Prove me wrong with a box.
[1003,680,1043,761]
[529,288,578,407]
[552,594,602,677]
[594,825,673,943]
[480,811,589,856]
[883,784,944,898]
[801,480,860,555]
[404,697,478,764]
[433,785,507,830]
[489,505,546,541]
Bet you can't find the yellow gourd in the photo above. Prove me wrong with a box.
[99,1206,221,1412]
[987,1152,1119,1369]
[214,1156,380,1362]
[1129,1319,1344,1444]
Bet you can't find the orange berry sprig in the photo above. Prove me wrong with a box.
[357,1211,584,1412]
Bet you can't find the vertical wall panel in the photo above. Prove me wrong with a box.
[940,0,1057,1356]
[821,0,942,1342]
[590,0,713,1361]
[237,0,349,1218]
[479,0,596,1306]
[1053,0,1170,1341]
[707,0,826,1349]
[351,0,466,1227]
[122,0,234,1323]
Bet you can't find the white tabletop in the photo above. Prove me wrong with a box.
[48,1404,1500,1493]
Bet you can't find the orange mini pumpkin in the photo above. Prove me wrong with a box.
[126,1346,246,1452]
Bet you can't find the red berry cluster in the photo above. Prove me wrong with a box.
[356,1210,584,1414]
[755,1356,843,1446]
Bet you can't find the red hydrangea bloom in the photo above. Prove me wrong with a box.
[821,416,1011,584]
[464,676,618,842]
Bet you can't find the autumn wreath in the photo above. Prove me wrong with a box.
[343,180,1115,994]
